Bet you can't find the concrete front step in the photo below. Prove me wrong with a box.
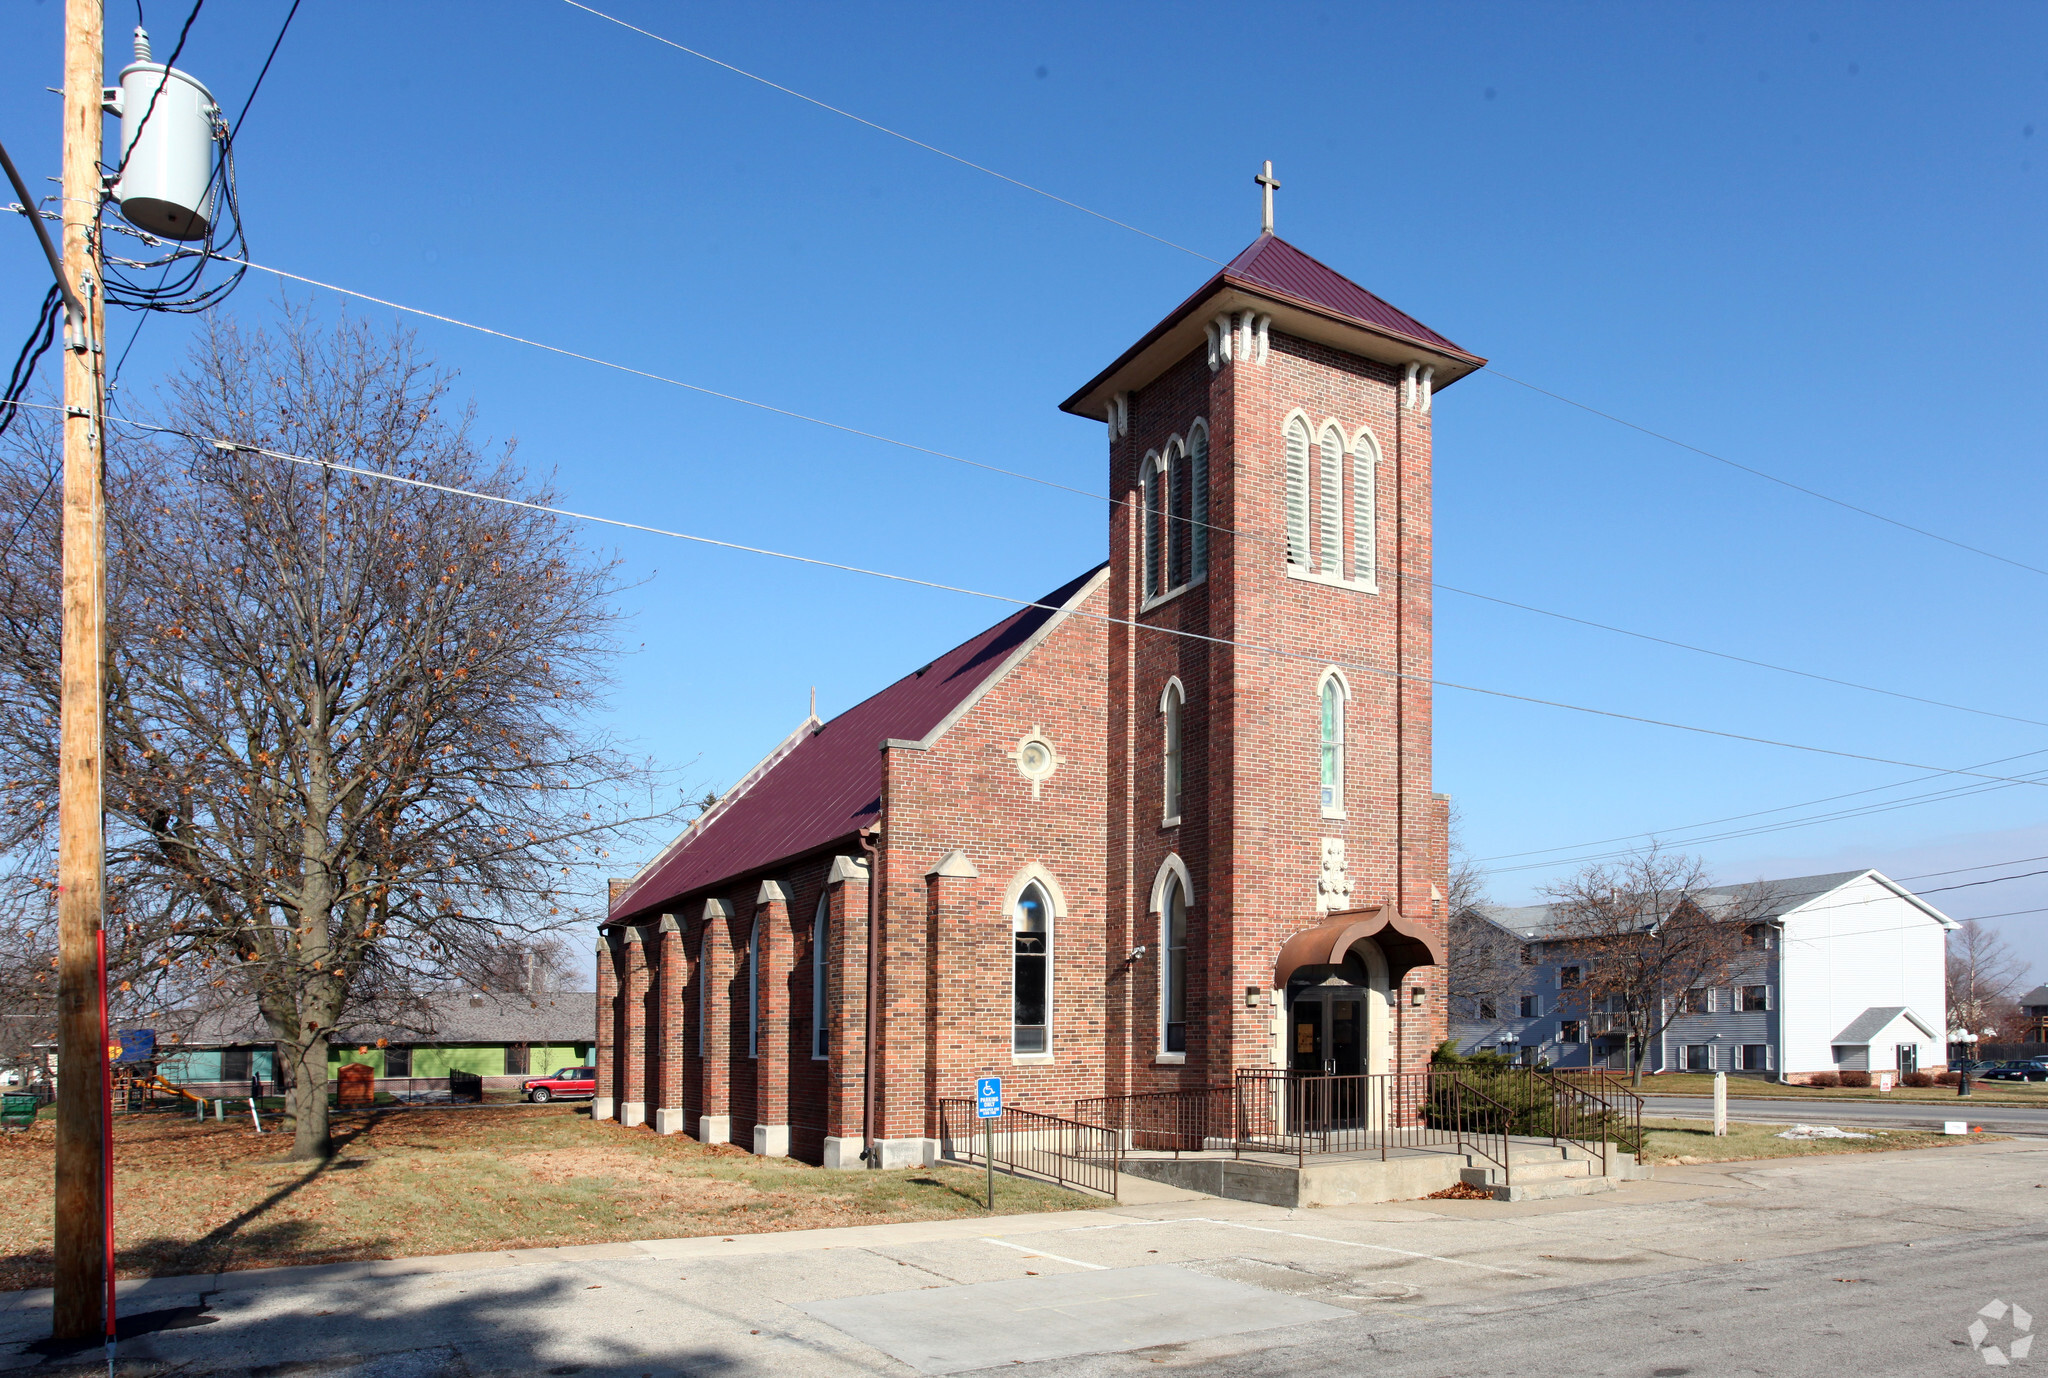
[1118,1143,1649,1208]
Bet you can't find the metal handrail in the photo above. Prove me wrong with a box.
[1073,1086,1232,1157]
[936,1099,1122,1199]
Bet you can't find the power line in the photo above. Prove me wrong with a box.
[1475,747,2048,865]
[45,401,2048,795]
[1436,583,2048,730]
[1477,368,2048,580]
[556,0,1219,265]
[205,252,2046,737]
[559,4,2048,583]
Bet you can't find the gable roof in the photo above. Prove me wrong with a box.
[161,992,596,1049]
[1062,233,1484,422]
[1831,1006,1938,1044]
[2019,984,2048,1010]
[610,565,1109,922]
[1465,869,1953,940]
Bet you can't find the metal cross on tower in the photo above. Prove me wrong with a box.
[1255,160,1281,234]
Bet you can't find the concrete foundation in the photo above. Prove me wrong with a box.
[591,1096,614,1121]
[754,1123,791,1157]
[695,1113,731,1146]
[619,1101,645,1129]
[653,1107,684,1136]
[822,1135,865,1170]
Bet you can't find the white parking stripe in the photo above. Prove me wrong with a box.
[981,1237,1109,1271]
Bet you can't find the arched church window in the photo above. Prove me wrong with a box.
[694,940,705,1056]
[1167,438,1191,588]
[1161,678,1184,824]
[1141,456,1162,600]
[1352,428,1378,589]
[811,892,830,1060]
[1284,417,1312,567]
[1013,883,1052,1053]
[1319,670,1348,817]
[1319,425,1345,577]
[747,918,759,1059]
[1189,423,1210,582]
[1163,877,1188,1054]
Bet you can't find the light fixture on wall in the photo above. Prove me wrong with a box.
[1410,987,1426,1007]
[1127,945,1148,964]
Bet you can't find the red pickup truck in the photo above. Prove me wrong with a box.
[522,1067,597,1102]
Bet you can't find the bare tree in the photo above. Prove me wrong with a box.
[1543,849,1777,1086]
[0,310,675,1158]
[1442,801,1526,1023]
[1946,922,2031,1045]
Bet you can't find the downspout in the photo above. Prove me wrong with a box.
[858,822,882,1167]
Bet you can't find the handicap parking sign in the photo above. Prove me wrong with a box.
[975,1076,1002,1118]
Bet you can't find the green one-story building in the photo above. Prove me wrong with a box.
[156,992,594,1094]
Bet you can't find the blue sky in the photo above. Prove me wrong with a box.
[5,1,2046,981]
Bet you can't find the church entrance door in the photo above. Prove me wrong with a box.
[1289,987,1369,1131]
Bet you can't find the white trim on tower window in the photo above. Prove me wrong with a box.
[1281,411,1378,593]
[811,892,830,1061]
[1317,667,1349,818]
[1160,676,1185,827]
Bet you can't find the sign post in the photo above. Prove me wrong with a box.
[975,1077,1002,1212]
[1712,1070,1727,1137]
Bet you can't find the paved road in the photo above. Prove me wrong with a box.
[4,1138,2044,1376]
[1641,1093,2048,1135]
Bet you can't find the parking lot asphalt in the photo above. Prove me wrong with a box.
[3,1135,2043,1376]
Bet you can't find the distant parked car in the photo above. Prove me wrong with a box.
[523,1066,597,1102]
[1978,1060,2048,1082]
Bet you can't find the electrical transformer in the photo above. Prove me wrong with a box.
[104,28,219,241]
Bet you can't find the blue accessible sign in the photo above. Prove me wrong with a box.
[975,1076,1002,1119]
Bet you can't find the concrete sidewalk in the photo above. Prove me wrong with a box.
[3,1138,2042,1376]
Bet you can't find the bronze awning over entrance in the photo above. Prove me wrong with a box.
[1272,905,1443,990]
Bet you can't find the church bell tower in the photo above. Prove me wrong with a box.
[1061,167,1485,1092]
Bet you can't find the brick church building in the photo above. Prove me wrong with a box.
[596,214,1484,1168]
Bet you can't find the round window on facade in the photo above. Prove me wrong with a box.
[1009,727,1062,796]
[1018,738,1055,778]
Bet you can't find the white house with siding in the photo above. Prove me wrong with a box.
[1455,870,1953,1082]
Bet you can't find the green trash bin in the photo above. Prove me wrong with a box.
[1,1093,38,1130]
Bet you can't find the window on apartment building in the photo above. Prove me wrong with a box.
[1559,1020,1583,1044]
[1520,994,1538,1019]
[1741,1045,1771,1072]
[1684,1044,1713,1071]
[1559,966,1581,988]
[1741,985,1770,1012]
[1318,670,1348,817]
[1161,679,1185,823]
[1681,988,1711,1015]
[1743,923,1774,949]
[812,892,830,1061]
[222,1047,251,1081]
[505,1043,530,1076]
[1478,1000,1497,1020]
[1518,1045,1541,1067]
[1162,877,1188,1054]
[1013,883,1053,1054]
[385,1045,412,1077]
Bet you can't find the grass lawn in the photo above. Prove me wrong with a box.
[1641,1116,1998,1165]
[1620,1073,2048,1107]
[0,1104,1098,1292]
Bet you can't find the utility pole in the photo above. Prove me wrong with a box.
[53,0,109,1343]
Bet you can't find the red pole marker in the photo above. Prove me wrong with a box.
[97,931,114,1351]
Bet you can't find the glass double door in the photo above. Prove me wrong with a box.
[1289,987,1370,1133]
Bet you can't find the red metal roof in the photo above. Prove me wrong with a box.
[610,565,1107,922]
[1218,234,1467,354]
[1060,233,1481,419]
